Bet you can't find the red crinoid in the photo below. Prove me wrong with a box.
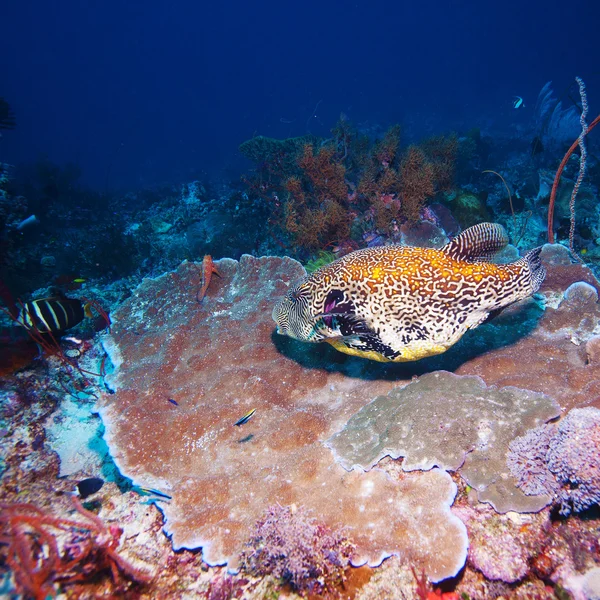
[0,496,152,599]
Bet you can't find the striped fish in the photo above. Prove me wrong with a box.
[17,296,90,334]
[234,408,256,427]
[272,222,546,363]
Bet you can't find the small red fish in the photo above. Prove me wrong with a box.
[197,255,221,303]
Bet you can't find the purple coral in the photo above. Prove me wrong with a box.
[547,407,600,515]
[507,407,600,515]
[241,504,355,596]
[506,424,559,498]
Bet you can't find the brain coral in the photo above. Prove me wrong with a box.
[326,371,560,512]
[97,256,468,582]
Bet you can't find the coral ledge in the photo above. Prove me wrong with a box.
[97,255,468,582]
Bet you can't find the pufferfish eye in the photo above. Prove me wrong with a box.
[289,286,308,302]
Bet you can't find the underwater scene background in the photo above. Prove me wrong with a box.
[1,0,600,598]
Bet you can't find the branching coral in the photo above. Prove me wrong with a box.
[0,496,152,599]
[284,143,352,250]
[399,146,436,223]
[420,134,458,193]
[355,130,457,234]
[241,504,355,596]
[241,123,458,255]
[356,125,403,233]
[297,143,348,205]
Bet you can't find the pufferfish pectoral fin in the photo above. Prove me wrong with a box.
[316,310,375,339]
[441,222,509,263]
[478,306,506,326]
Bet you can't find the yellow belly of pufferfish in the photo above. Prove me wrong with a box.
[326,338,450,363]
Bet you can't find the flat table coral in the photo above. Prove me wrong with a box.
[454,244,600,412]
[326,371,560,512]
[97,256,468,582]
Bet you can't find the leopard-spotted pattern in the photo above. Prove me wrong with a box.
[272,223,545,362]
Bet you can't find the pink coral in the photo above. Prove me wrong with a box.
[241,504,354,595]
[547,407,600,515]
[507,407,600,515]
[506,424,558,497]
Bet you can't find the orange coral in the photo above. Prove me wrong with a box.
[297,143,348,205]
[421,134,458,193]
[373,124,401,167]
[284,144,351,250]
[356,126,404,234]
[361,133,456,230]
[399,146,436,223]
[241,123,458,254]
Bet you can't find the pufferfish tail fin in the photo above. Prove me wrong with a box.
[441,222,509,263]
[513,246,546,294]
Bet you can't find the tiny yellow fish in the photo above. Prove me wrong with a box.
[234,408,256,427]
[272,223,545,363]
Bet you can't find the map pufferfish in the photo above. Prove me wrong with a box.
[272,222,546,362]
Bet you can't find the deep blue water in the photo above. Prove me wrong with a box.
[1,0,599,190]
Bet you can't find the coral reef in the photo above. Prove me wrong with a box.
[2,68,599,598]
[0,497,152,599]
[548,407,600,514]
[241,504,355,596]
[326,370,560,512]
[3,244,600,597]
[240,124,458,256]
[506,424,558,498]
[284,143,352,250]
[450,244,600,413]
[508,407,600,515]
[398,146,435,223]
[453,501,553,588]
[97,255,468,582]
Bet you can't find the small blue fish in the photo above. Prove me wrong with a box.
[513,96,525,109]
[138,487,172,500]
[168,398,178,406]
[234,408,256,427]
